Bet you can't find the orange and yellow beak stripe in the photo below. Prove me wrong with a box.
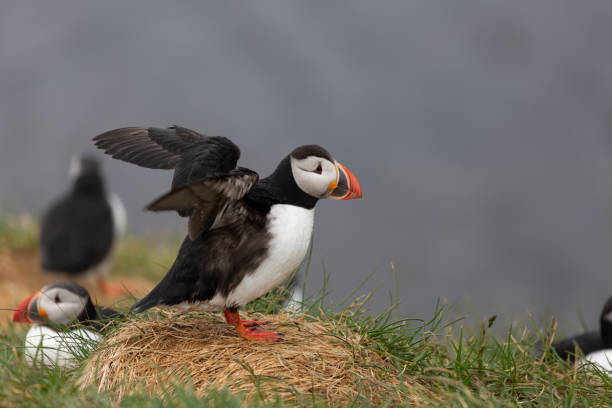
[329,162,362,200]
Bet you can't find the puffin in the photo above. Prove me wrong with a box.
[40,154,127,296]
[552,296,612,371]
[280,273,304,312]
[93,125,362,341]
[12,281,121,368]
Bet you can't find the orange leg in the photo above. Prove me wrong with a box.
[96,276,128,297]
[223,310,268,327]
[223,309,283,341]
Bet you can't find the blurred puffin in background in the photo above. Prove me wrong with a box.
[94,125,361,341]
[552,296,612,371]
[40,154,127,296]
[280,272,305,312]
[12,281,121,368]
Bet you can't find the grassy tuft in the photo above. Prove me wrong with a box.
[110,234,182,282]
[0,220,611,406]
[3,286,612,406]
[0,214,38,252]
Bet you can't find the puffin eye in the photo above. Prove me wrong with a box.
[54,294,61,303]
[314,164,322,174]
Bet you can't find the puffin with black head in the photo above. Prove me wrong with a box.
[39,154,127,295]
[552,296,612,371]
[13,281,121,367]
[94,125,362,341]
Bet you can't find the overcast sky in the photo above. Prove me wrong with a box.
[2,1,612,332]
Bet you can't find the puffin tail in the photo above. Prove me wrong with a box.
[130,235,199,314]
[130,292,162,313]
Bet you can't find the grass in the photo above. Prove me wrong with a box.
[0,212,181,282]
[1,216,612,406]
[110,234,182,282]
[0,214,38,252]
[3,291,612,407]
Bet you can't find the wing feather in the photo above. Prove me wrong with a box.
[93,126,211,169]
[146,169,259,239]
[94,125,255,239]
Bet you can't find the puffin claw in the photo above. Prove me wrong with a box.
[96,277,128,297]
[240,326,284,341]
[242,320,269,327]
[224,309,283,341]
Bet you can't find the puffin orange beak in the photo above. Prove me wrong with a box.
[12,292,47,324]
[329,162,362,200]
[13,292,37,324]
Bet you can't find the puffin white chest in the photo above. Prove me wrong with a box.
[583,350,612,372]
[226,204,314,306]
[24,325,101,368]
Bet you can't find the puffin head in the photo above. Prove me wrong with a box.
[69,154,106,196]
[69,154,101,180]
[289,145,362,200]
[13,282,91,326]
[601,296,612,346]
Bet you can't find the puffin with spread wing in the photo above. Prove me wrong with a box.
[94,126,361,341]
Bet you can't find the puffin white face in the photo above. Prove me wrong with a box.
[38,285,88,325]
[69,154,101,180]
[289,145,362,200]
[13,283,90,326]
[291,155,338,199]
[69,153,83,179]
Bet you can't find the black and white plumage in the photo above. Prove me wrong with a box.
[40,155,127,295]
[94,125,361,341]
[552,296,612,371]
[12,281,121,368]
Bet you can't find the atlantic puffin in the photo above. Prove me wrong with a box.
[93,125,362,341]
[40,154,127,295]
[12,281,121,368]
[552,296,612,371]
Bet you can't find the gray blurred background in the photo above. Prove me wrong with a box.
[2,0,612,331]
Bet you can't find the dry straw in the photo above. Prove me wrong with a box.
[79,311,425,405]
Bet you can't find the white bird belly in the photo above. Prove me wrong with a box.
[583,349,612,372]
[169,205,314,313]
[107,192,127,238]
[23,325,101,368]
[224,204,314,308]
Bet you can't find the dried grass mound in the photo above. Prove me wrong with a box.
[79,311,422,405]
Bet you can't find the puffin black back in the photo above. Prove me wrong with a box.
[171,135,241,190]
[552,331,604,361]
[40,165,114,274]
[550,295,612,361]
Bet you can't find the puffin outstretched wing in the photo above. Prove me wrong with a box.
[93,126,211,170]
[93,125,259,239]
[146,167,259,239]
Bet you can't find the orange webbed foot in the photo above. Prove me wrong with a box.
[223,308,283,342]
[241,320,270,327]
[241,326,284,341]
[96,277,128,297]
